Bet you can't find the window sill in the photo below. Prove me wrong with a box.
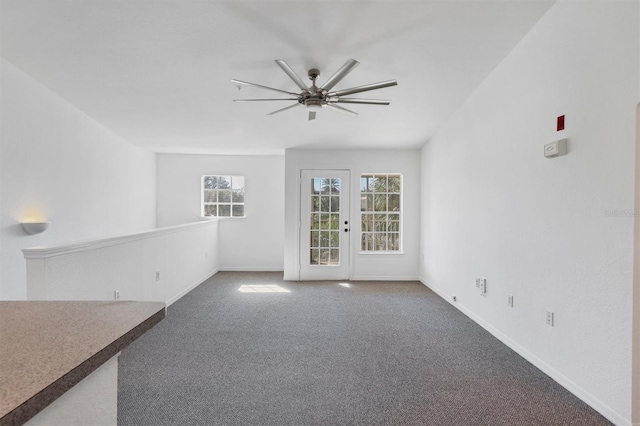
[358,251,404,255]
[199,216,246,221]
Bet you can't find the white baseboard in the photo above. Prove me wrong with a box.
[218,267,284,272]
[166,269,218,307]
[419,277,631,426]
[350,275,419,281]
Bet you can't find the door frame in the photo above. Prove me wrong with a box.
[298,169,352,280]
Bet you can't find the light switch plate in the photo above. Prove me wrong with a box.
[544,138,568,158]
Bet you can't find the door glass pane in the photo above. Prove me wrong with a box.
[330,179,340,194]
[329,214,340,229]
[312,178,322,194]
[320,196,330,212]
[320,231,329,247]
[319,249,330,263]
[330,196,340,212]
[330,231,339,247]
[309,177,340,266]
[320,213,330,229]
[321,179,331,194]
[375,176,387,192]
[311,213,320,229]
[387,176,400,193]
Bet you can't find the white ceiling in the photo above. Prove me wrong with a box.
[1,0,554,155]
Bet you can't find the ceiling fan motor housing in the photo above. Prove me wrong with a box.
[304,97,324,110]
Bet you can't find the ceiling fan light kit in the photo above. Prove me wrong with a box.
[232,59,397,121]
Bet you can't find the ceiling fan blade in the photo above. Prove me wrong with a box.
[275,60,309,92]
[325,103,358,117]
[231,79,299,96]
[309,111,317,121]
[266,103,301,116]
[331,98,391,105]
[234,98,299,102]
[328,80,398,98]
[320,59,359,92]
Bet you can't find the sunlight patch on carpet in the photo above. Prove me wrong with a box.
[238,284,290,293]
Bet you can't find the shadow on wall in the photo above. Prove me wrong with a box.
[6,224,26,238]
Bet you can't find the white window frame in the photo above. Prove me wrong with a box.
[359,173,403,254]
[201,175,246,219]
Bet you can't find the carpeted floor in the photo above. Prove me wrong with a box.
[118,271,611,425]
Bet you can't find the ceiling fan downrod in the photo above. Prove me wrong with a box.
[304,68,324,110]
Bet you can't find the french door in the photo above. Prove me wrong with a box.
[299,170,350,280]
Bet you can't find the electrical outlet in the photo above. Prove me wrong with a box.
[508,295,514,307]
[114,290,120,300]
[475,278,486,296]
[546,311,554,326]
[156,271,160,281]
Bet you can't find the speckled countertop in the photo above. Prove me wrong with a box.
[0,301,165,425]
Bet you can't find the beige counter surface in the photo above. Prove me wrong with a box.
[0,301,165,425]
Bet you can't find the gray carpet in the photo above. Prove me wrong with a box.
[118,271,611,425]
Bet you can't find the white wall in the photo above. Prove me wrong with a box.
[284,149,420,281]
[156,154,284,271]
[0,58,157,300]
[421,2,637,425]
[24,221,218,305]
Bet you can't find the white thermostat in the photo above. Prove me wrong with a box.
[544,138,567,158]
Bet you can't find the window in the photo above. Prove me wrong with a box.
[309,177,342,266]
[202,175,245,217]
[360,174,401,252]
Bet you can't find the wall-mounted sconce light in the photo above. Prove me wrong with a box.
[21,221,50,235]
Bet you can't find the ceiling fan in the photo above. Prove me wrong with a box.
[231,59,397,121]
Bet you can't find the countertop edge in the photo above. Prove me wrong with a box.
[0,305,166,426]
